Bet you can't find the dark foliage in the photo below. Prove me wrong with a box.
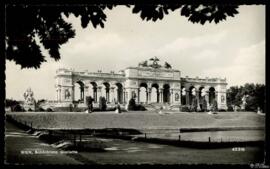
[200,99,207,112]
[180,105,191,112]
[37,107,45,112]
[99,96,107,111]
[5,99,20,107]
[132,4,239,24]
[127,98,146,111]
[128,98,136,110]
[5,4,239,69]
[12,104,25,112]
[227,83,265,112]
[190,97,198,112]
[46,108,53,112]
[210,100,218,112]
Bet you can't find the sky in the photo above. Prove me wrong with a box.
[5,5,265,100]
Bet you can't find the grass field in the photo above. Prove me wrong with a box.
[7,111,265,130]
[5,111,265,164]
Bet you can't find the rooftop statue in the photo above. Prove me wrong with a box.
[138,57,172,69]
[138,60,148,67]
[164,62,172,69]
[149,56,162,69]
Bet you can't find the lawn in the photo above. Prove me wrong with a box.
[6,111,265,130]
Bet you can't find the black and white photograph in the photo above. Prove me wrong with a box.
[4,3,268,165]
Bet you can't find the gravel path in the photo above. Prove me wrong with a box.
[5,121,83,165]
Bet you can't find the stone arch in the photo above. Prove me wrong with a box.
[151,83,159,103]
[89,82,97,102]
[199,86,207,110]
[74,80,85,102]
[163,84,170,103]
[139,82,148,103]
[181,86,186,105]
[189,86,196,106]
[116,82,124,104]
[102,82,110,102]
[209,87,216,105]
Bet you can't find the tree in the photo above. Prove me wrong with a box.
[128,97,136,111]
[226,83,265,112]
[99,96,107,111]
[5,4,239,69]
[5,99,20,108]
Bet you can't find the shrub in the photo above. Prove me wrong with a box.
[127,98,136,110]
[136,104,146,111]
[99,96,107,111]
[46,108,53,112]
[37,107,45,112]
[180,105,190,112]
[12,104,25,112]
[227,105,234,111]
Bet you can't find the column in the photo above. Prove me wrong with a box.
[61,87,65,102]
[126,88,133,102]
[79,86,84,101]
[146,89,148,103]
[170,89,174,104]
[110,87,115,103]
[216,91,219,110]
[71,85,75,102]
[93,87,97,103]
[84,86,88,103]
[123,88,126,104]
[97,86,102,102]
[186,90,189,106]
[106,88,110,103]
[148,88,151,103]
[137,88,140,103]
[56,89,58,101]
[196,90,200,111]
[205,92,209,110]
[58,88,60,102]
[159,89,163,103]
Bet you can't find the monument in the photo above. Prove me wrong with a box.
[54,57,228,111]
[23,87,36,111]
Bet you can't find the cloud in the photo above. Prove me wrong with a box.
[201,40,265,86]
[62,33,124,55]
[156,31,227,55]
[191,49,218,61]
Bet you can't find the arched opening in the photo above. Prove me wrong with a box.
[102,82,110,103]
[116,83,123,104]
[74,81,84,103]
[181,86,186,105]
[189,86,196,106]
[163,84,170,103]
[209,87,216,106]
[151,83,159,103]
[139,83,148,103]
[199,87,206,110]
[90,82,97,103]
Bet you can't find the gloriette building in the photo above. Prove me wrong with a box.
[55,57,227,110]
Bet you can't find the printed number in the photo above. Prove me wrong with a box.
[232,147,245,151]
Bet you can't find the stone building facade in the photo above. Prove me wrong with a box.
[55,60,227,110]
